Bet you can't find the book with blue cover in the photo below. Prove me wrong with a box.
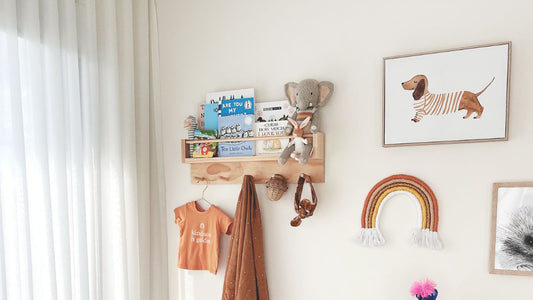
[220,97,255,116]
[202,88,253,129]
[207,88,255,157]
[203,103,219,131]
[218,115,255,157]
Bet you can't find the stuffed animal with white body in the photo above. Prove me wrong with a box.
[279,117,312,164]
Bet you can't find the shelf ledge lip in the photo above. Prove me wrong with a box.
[184,155,324,164]
[183,133,320,144]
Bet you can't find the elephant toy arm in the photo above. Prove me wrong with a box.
[310,110,320,133]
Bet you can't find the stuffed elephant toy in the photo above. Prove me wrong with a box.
[278,79,334,165]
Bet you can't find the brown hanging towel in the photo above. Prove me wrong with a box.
[222,175,269,300]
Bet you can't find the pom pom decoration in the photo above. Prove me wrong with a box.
[410,279,438,300]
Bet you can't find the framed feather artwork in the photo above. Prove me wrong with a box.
[490,182,533,276]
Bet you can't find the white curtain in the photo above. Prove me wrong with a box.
[0,0,168,299]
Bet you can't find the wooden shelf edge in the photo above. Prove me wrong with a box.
[181,132,324,163]
[183,154,323,164]
[183,133,319,144]
[184,155,279,163]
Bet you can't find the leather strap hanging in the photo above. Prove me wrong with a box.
[290,174,318,227]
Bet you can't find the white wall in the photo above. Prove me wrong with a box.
[158,0,533,299]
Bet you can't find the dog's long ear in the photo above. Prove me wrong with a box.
[412,78,426,100]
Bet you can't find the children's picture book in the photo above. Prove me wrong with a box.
[220,97,255,116]
[197,103,205,129]
[206,88,254,104]
[255,100,295,123]
[192,129,218,158]
[206,88,255,157]
[203,103,220,131]
[218,115,254,157]
[254,100,295,154]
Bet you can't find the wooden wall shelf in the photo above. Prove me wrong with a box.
[181,133,325,184]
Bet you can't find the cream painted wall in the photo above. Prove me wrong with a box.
[157,0,533,299]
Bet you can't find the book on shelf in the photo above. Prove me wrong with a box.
[203,103,219,131]
[254,100,295,155]
[197,103,205,129]
[201,86,253,129]
[220,97,254,116]
[206,88,256,157]
[218,114,255,157]
[192,129,218,158]
[206,88,254,104]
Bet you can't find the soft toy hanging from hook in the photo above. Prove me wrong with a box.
[281,116,312,164]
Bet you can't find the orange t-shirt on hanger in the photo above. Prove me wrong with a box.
[174,201,233,274]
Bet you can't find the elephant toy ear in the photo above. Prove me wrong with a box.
[285,82,298,106]
[318,81,334,107]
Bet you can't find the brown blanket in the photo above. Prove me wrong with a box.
[222,175,269,300]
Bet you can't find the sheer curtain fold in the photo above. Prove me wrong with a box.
[0,0,168,299]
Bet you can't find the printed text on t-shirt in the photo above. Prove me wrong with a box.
[191,228,211,244]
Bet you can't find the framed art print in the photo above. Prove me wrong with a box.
[383,42,511,147]
[490,182,533,276]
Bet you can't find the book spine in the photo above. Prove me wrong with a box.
[188,118,197,157]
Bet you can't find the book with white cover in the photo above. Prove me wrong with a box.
[254,100,295,155]
[206,88,254,104]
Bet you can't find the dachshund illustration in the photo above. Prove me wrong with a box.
[401,75,495,122]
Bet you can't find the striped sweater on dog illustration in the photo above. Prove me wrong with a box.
[412,91,464,122]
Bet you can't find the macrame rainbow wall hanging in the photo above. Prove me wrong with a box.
[359,174,443,249]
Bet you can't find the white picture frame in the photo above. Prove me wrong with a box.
[383,42,511,147]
